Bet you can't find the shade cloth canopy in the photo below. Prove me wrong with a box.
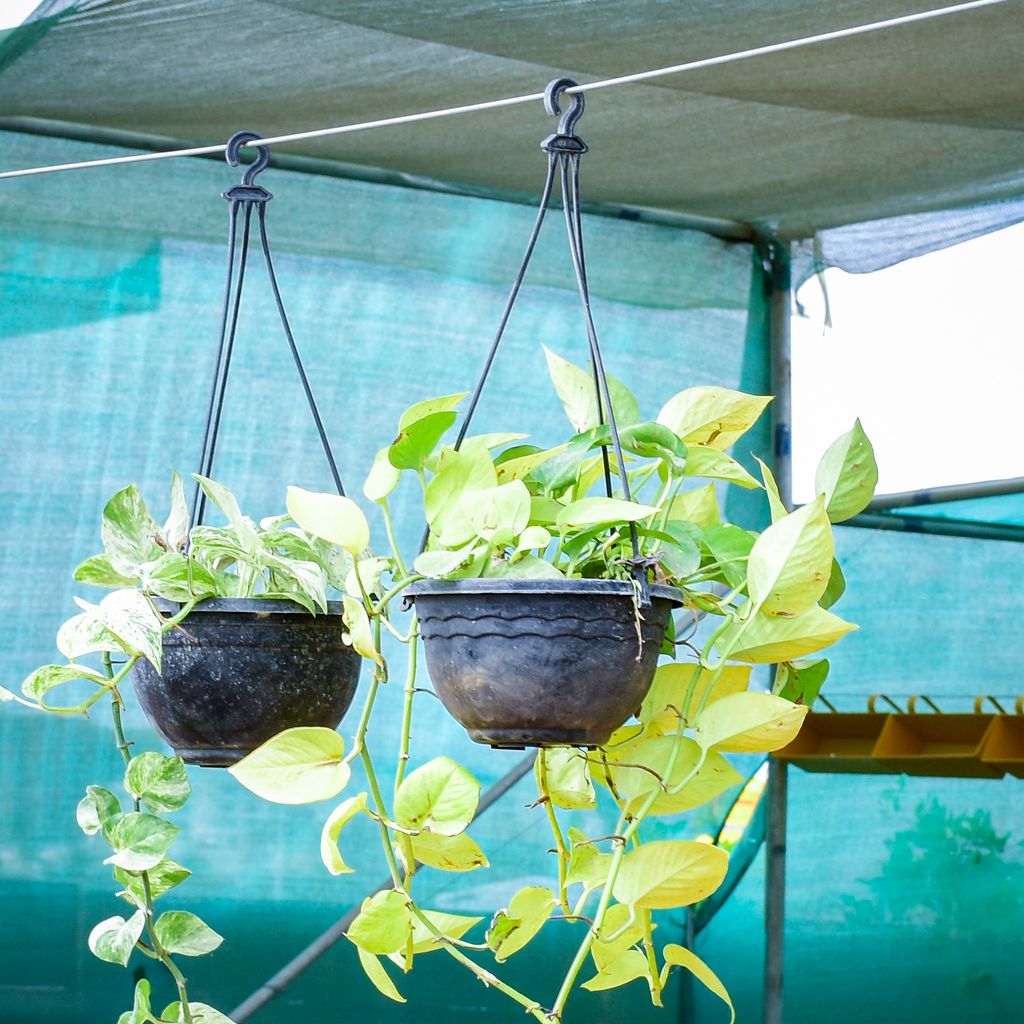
[1,0,1023,270]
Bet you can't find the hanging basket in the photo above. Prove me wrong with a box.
[408,579,682,749]
[132,598,361,767]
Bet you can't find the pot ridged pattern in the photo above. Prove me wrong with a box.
[410,580,682,748]
[132,599,360,767]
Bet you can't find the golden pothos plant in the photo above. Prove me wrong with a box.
[226,350,879,1022]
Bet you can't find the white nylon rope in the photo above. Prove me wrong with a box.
[0,0,1007,180]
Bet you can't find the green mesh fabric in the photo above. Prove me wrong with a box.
[0,129,767,1021]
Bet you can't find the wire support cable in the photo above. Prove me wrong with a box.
[0,0,1005,181]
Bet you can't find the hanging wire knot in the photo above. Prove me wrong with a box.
[541,77,588,155]
[223,130,273,203]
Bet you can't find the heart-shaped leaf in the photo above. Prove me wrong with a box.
[657,387,771,450]
[394,757,479,836]
[229,727,351,805]
[613,840,728,910]
[89,910,146,966]
[696,691,807,753]
[286,487,369,556]
[814,419,878,523]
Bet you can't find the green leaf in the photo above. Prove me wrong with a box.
[95,590,164,670]
[390,411,458,470]
[344,556,390,600]
[667,484,721,529]
[486,886,556,962]
[163,1002,236,1024]
[403,831,489,872]
[556,497,658,530]
[74,554,138,588]
[814,419,878,523]
[684,445,760,488]
[656,525,702,579]
[486,555,563,580]
[363,447,402,503]
[747,496,834,617]
[103,813,179,871]
[347,890,413,955]
[754,456,788,523]
[613,840,728,909]
[342,595,382,664]
[660,944,734,1023]
[515,526,552,552]
[88,910,146,966]
[115,859,191,906]
[22,663,106,706]
[696,691,808,752]
[162,471,190,552]
[536,748,596,809]
[543,346,639,433]
[495,445,566,483]
[192,476,258,553]
[566,829,611,887]
[125,752,191,813]
[228,727,351,805]
[716,603,857,663]
[464,481,531,543]
[413,547,482,579]
[56,608,124,660]
[425,440,499,545]
[286,487,369,556]
[357,947,406,1003]
[529,431,601,493]
[101,485,163,571]
[116,978,153,1024]
[582,948,651,992]
[398,392,468,430]
[401,910,482,955]
[701,524,756,588]
[320,792,370,875]
[77,785,121,836]
[820,558,846,610]
[144,552,220,603]
[774,658,830,705]
[657,387,771,450]
[394,756,479,836]
[154,911,223,957]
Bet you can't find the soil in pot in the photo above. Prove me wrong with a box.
[409,579,682,749]
[132,598,361,767]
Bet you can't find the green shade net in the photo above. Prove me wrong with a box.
[3,0,1024,268]
[0,129,768,1022]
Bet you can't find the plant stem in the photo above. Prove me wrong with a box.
[380,499,408,578]
[536,751,571,914]
[103,655,193,1024]
[393,617,419,800]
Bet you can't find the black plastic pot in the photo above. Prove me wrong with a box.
[132,598,361,767]
[407,579,682,749]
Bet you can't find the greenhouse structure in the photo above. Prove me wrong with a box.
[2,2,1023,1023]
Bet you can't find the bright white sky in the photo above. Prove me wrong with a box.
[0,1,38,29]
[792,222,1024,502]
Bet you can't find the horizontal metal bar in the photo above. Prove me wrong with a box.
[0,117,756,241]
[868,475,1024,511]
[844,511,1024,543]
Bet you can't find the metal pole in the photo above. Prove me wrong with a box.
[231,751,536,1021]
[765,240,792,1024]
[868,475,1024,511]
[844,511,1024,544]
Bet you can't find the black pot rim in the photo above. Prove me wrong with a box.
[407,577,683,606]
[150,596,344,616]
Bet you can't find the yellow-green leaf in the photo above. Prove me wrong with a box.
[363,447,402,503]
[814,419,879,523]
[566,829,612,888]
[402,910,483,955]
[404,831,489,872]
[320,793,369,874]
[342,595,382,665]
[543,346,639,433]
[717,604,857,663]
[582,948,650,992]
[394,757,480,836]
[356,948,405,1003]
[683,446,760,488]
[640,663,750,729]
[229,727,350,805]
[660,944,734,1023]
[286,486,369,555]
[486,886,556,962]
[754,456,788,523]
[657,387,772,450]
[556,497,658,530]
[347,890,412,955]
[536,748,596,810]
[613,840,728,910]
[696,691,807,753]
[747,496,834,617]
[666,484,720,529]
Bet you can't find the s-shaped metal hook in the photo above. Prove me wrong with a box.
[223,130,273,201]
[541,78,588,154]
